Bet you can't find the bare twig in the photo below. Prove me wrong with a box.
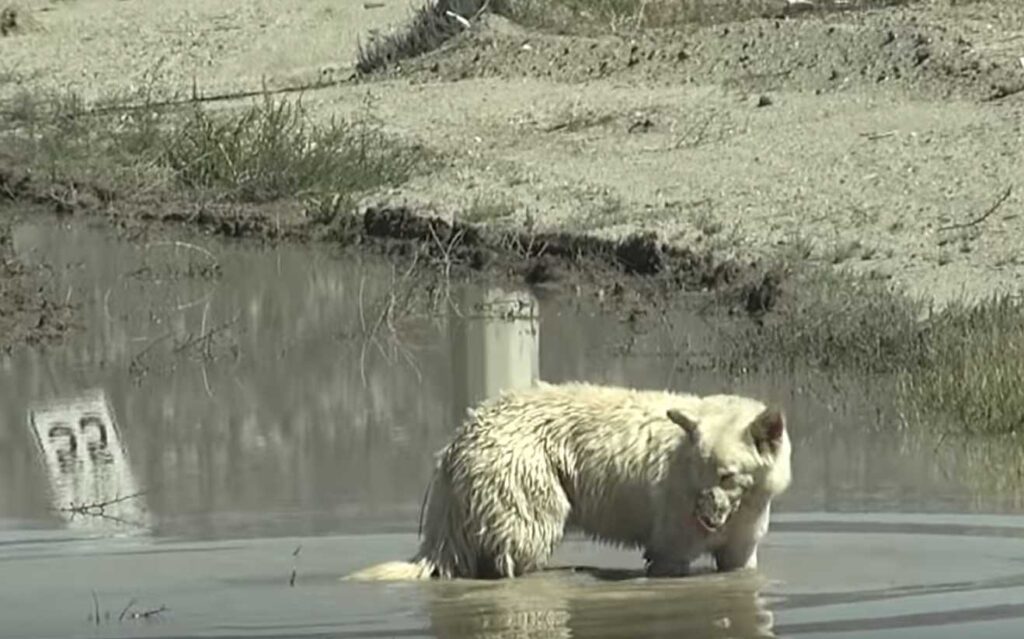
[427,223,465,312]
[172,313,239,355]
[139,605,167,619]
[130,331,173,362]
[144,240,219,265]
[445,10,471,28]
[58,491,148,529]
[59,491,147,517]
[937,186,1013,232]
[118,598,138,623]
[860,130,897,141]
[289,544,302,587]
[200,364,213,398]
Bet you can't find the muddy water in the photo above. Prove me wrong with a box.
[2,218,1024,638]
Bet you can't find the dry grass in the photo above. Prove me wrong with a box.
[0,88,433,210]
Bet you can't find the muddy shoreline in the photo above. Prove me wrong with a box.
[0,154,781,352]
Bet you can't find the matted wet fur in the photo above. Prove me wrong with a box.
[344,381,792,580]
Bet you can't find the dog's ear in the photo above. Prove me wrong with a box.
[749,408,786,455]
[667,409,699,441]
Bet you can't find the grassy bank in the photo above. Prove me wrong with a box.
[0,87,431,216]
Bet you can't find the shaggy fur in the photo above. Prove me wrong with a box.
[344,381,792,580]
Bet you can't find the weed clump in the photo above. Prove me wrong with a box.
[0,89,432,211]
[161,96,428,203]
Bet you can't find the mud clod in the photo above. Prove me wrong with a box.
[522,255,562,286]
[0,6,19,37]
[364,206,453,242]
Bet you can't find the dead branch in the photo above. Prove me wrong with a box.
[59,491,147,518]
[144,240,219,266]
[172,313,239,355]
[860,130,897,141]
[937,186,1013,232]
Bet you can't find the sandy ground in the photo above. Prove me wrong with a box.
[3,0,1024,304]
[0,0,414,99]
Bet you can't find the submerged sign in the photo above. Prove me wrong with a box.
[28,389,150,534]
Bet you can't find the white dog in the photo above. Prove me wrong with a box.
[345,381,792,580]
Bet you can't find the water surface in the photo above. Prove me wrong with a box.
[2,218,1024,638]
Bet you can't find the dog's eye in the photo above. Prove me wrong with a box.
[719,471,736,485]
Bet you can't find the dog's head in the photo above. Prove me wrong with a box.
[667,397,792,534]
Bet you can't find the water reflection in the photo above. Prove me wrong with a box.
[426,571,775,639]
[0,219,1023,543]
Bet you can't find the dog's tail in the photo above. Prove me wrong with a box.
[342,558,436,581]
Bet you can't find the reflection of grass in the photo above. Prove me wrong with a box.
[0,222,74,351]
[942,435,1024,511]
[727,269,926,375]
[725,268,1024,435]
[900,296,1024,436]
[0,88,432,211]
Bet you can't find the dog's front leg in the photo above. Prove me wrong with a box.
[643,519,701,578]
[643,549,692,578]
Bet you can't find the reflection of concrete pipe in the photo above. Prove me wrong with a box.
[450,287,540,428]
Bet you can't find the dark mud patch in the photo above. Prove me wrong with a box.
[316,205,778,311]
[0,210,76,352]
[370,11,1024,102]
[0,156,116,213]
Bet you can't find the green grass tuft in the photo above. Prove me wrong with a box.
[161,96,428,203]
